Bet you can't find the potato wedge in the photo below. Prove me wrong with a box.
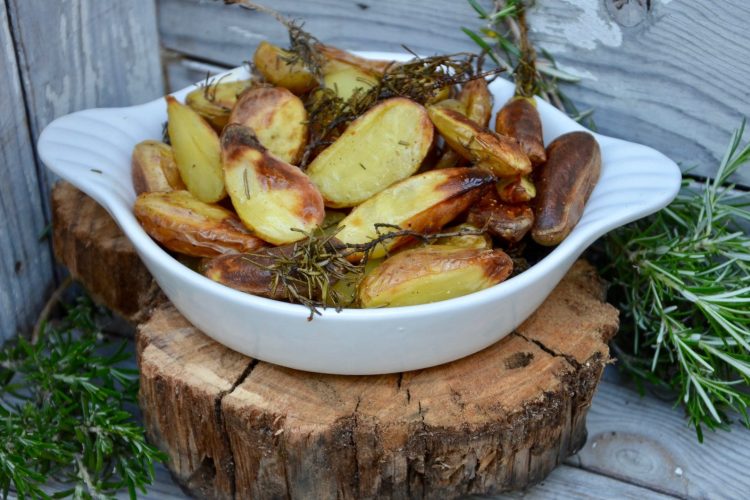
[228,86,308,165]
[323,59,379,100]
[427,104,531,177]
[131,140,185,195]
[467,190,534,244]
[434,223,493,250]
[532,131,601,246]
[327,257,383,307]
[306,98,434,208]
[458,78,493,128]
[166,96,226,203]
[336,167,495,259]
[318,44,393,74]
[495,96,546,166]
[186,79,254,130]
[203,246,293,300]
[496,175,536,203]
[253,41,318,94]
[359,245,512,308]
[221,124,325,245]
[134,190,266,257]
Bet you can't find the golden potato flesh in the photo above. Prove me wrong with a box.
[186,79,254,130]
[253,41,318,94]
[458,78,493,128]
[427,104,531,177]
[306,98,434,208]
[496,175,536,203]
[131,140,185,195]
[359,245,513,308]
[434,223,493,250]
[317,44,393,74]
[323,59,378,100]
[228,86,308,165]
[221,124,325,245]
[134,190,266,257]
[166,96,226,203]
[336,167,495,259]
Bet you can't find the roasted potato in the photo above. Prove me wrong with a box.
[203,246,293,300]
[467,190,534,244]
[323,59,379,100]
[186,79,254,130]
[166,96,226,203]
[427,104,531,177]
[336,167,495,259]
[221,124,325,245]
[253,41,318,94]
[131,140,185,195]
[433,223,493,250]
[134,190,266,257]
[327,257,383,306]
[307,98,434,208]
[318,44,393,74]
[496,175,536,203]
[458,78,493,128]
[495,96,546,166]
[532,131,601,246]
[228,86,308,165]
[358,245,513,307]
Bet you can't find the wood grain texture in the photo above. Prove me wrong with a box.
[158,0,750,186]
[6,0,165,216]
[137,261,618,499]
[0,2,54,342]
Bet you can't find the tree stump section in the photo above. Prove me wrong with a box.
[52,182,161,323]
[51,183,620,498]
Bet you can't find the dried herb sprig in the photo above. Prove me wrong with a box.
[246,225,490,319]
[200,71,231,103]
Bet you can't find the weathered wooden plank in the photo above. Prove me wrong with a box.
[570,379,750,498]
[157,0,750,185]
[6,0,165,216]
[0,2,54,342]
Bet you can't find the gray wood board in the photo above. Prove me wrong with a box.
[6,0,166,217]
[0,2,54,342]
[157,0,750,186]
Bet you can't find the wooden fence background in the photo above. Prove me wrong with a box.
[1,0,749,341]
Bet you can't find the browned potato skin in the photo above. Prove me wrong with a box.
[358,245,513,308]
[253,41,318,94]
[495,97,546,167]
[228,86,308,165]
[467,189,534,244]
[496,175,536,204]
[134,191,266,257]
[458,79,493,128]
[203,246,293,300]
[532,131,601,246]
[427,105,531,177]
[131,140,186,195]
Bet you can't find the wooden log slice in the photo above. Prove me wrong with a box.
[137,261,619,499]
[51,181,161,322]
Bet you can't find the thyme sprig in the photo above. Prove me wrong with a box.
[602,122,750,440]
[0,296,166,498]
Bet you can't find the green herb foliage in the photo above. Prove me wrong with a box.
[602,123,750,441]
[0,297,165,498]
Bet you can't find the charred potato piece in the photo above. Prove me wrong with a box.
[166,96,226,203]
[221,124,325,245]
[323,59,379,100]
[495,96,546,166]
[336,167,495,259]
[458,78,493,128]
[228,86,308,165]
[131,140,185,195]
[307,98,434,208]
[532,131,601,246]
[427,104,531,177]
[467,190,534,244]
[134,190,266,257]
[186,79,254,130]
[203,246,293,300]
[434,223,493,250]
[359,245,513,308]
[496,175,536,203]
[253,41,318,94]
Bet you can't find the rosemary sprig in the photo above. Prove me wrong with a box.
[602,122,750,440]
[0,296,166,498]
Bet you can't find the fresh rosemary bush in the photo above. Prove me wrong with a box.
[0,296,165,498]
[603,124,750,440]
